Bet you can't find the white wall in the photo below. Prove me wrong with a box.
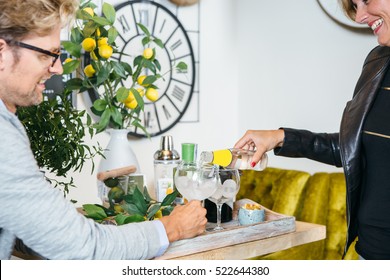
[236,0,377,172]
[67,0,378,206]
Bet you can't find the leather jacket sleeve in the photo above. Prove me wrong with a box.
[274,127,342,167]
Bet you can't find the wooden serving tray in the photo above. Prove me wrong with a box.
[155,198,296,259]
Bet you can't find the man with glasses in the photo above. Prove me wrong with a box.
[0,0,207,260]
[10,41,61,67]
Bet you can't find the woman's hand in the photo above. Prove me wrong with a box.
[234,129,285,166]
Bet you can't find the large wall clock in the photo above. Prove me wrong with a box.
[85,0,199,137]
[317,0,368,29]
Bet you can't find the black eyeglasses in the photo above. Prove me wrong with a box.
[11,41,61,67]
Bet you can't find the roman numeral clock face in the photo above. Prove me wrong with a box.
[107,0,196,137]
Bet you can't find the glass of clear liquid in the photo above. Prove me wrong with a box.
[173,162,219,201]
[207,168,240,231]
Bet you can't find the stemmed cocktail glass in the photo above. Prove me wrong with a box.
[207,168,240,231]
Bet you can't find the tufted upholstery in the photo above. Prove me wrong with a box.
[237,167,358,260]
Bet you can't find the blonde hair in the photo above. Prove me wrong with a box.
[340,0,356,21]
[0,0,79,41]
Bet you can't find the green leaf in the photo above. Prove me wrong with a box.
[62,41,82,58]
[62,59,80,74]
[131,120,150,138]
[161,189,179,206]
[83,204,107,220]
[121,62,132,75]
[143,187,152,203]
[131,88,144,111]
[92,99,108,111]
[92,16,112,26]
[110,106,123,127]
[116,87,129,102]
[176,61,188,72]
[147,203,161,220]
[161,206,174,216]
[142,37,151,46]
[143,75,157,85]
[65,78,83,90]
[92,204,116,216]
[90,105,103,116]
[133,56,142,67]
[137,23,150,37]
[121,202,144,216]
[153,59,161,71]
[132,186,148,214]
[111,61,126,78]
[70,28,84,44]
[83,20,98,38]
[107,27,118,44]
[94,108,111,132]
[143,59,156,74]
[102,2,116,24]
[96,66,110,85]
[115,214,145,225]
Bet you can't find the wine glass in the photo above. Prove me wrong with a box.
[174,162,219,201]
[208,168,240,231]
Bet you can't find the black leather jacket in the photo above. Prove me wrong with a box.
[275,45,390,256]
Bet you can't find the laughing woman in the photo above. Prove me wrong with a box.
[234,0,390,260]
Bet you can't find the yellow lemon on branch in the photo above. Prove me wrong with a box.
[98,37,108,47]
[83,7,94,17]
[137,75,148,87]
[99,44,113,59]
[154,210,162,219]
[81,38,96,52]
[124,91,135,103]
[84,64,96,78]
[64,58,73,64]
[143,48,153,59]
[90,50,98,61]
[125,99,138,109]
[146,88,159,102]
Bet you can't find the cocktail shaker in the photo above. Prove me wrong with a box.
[154,135,180,202]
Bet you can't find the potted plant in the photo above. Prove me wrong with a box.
[17,89,103,197]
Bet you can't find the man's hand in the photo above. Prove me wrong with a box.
[160,200,207,242]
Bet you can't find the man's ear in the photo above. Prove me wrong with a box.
[0,39,8,70]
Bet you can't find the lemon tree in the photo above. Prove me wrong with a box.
[62,1,187,135]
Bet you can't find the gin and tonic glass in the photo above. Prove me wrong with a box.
[208,168,240,230]
[174,162,219,201]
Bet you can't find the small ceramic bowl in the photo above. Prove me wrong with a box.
[238,204,265,226]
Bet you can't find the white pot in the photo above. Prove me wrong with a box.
[97,129,140,203]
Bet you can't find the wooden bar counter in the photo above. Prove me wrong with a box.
[156,199,326,260]
[156,220,326,260]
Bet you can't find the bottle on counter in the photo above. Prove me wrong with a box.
[200,148,268,171]
[154,135,180,202]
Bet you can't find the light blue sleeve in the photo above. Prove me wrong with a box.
[0,104,167,260]
[151,220,169,256]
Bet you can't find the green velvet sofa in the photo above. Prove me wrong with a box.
[237,167,358,260]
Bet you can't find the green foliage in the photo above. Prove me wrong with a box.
[61,1,186,134]
[17,90,103,196]
[82,186,178,225]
